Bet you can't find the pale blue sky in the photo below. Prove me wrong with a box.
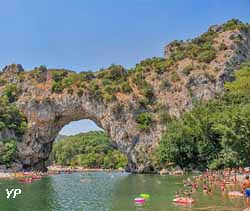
[0,0,249,135]
[61,120,103,135]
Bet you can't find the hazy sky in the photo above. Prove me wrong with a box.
[1,0,249,135]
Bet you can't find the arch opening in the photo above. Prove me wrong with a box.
[47,119,128,170]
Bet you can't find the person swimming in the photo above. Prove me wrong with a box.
[242,175,250,207]
[220,181,226,192]
[203,184,208,194]
[208,187,212,195]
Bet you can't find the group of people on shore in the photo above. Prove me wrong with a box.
[175,168,250,208]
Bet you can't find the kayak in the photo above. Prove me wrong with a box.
[19,178,32,183]
[32,175,42,180]
[23,172,33,176]
[173,197,195,205]
[13,173,25,178]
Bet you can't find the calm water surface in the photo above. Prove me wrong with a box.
[0,172,246,211]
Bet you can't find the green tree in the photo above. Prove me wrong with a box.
[50,131,127,169]
[0,139,17,165]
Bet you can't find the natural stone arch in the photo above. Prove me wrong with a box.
[18,95,136,172]
[1,21,249,173]
[0,63,165,173]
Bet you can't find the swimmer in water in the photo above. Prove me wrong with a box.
[220,184,225,192]
[242,175,250,208]
[203,184,208,194]
[208,187,212,195]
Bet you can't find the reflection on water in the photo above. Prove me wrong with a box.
[0,172,246,211]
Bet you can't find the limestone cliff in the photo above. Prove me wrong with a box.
[0,19,250,172]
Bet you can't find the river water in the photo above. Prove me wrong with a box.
[0,172,246,211]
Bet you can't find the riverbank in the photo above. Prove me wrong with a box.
[0,165,125,179]
[47,165,125,173]
[0,171,46,179]
[0,165,249,182]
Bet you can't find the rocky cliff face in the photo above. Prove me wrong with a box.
[0,20,250,173]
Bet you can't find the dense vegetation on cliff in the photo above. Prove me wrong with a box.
[50,131,127,169]
[0,95,27,166]
[156,63,250,170]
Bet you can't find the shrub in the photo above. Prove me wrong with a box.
[167,27,218,63]
[89,80,99,92]
[0,96,27,136]
[197,50,216,63]
[101,64,126,81]
[141,84,154,99]
[222,19,247,31]
[0,122,5,130]
[165,58,174,68]
[3,84,20,103]
[62,77,73,88]
[0,139,17,165]
[171,50,187,61]
[153,58,168,74]
[134,57,172,74]
[136,112,153,131]
[103,93,116,102]
[102,78,112,86]
[154,63,167,74]
[120,82,132,93]
[51,70,67,82]
[104,85,118,95]
[88,80,103,100]
[224,62,250,98]
[51,82,64,93]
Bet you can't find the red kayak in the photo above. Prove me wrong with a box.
[19,178,33,183]
[32,175,42,180]
[173,197,195,205]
